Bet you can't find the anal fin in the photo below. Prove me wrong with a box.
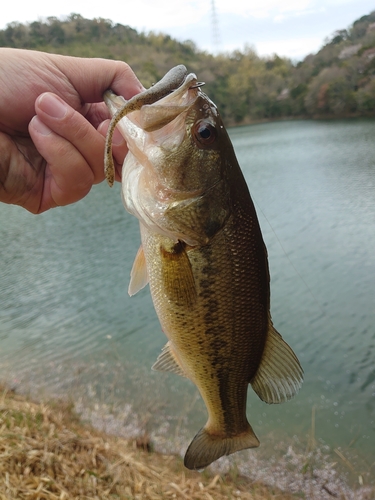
[128,245,148,296]
[250,320,303,404]
[152,341,188,378]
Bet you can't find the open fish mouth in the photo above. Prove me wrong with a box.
[104,66,200,186]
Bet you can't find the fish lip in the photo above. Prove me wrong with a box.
[103,71,199,116]
[189,81,205,89]
[105,73,201,135]
[145,73,198,107]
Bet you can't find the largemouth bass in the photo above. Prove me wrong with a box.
[104,66,303,470]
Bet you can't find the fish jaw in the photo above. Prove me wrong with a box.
[118,87,233,246]
[105,72,231,247]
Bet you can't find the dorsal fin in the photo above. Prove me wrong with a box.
[152,341,188,378]
[128,246,148,296]
[250,320,303,404]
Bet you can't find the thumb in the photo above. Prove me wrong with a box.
[52,55,145,104]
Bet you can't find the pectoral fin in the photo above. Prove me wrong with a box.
[250,321,303,404]
[128,246,148,296]
[164,182,229,246]
[152,341,188,378]
[160,241,197,308]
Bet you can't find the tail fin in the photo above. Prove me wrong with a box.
[184,425,259,470]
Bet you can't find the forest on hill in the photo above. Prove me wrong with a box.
[1,11,375,125]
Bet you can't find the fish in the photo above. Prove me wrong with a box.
[103,66,303,470]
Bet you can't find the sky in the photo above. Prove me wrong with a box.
[1,0,375,61]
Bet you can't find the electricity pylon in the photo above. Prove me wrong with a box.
[211,0,221,53]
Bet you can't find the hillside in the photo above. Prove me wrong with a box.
[1,11,375,124]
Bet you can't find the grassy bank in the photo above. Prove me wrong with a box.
[0,386,298,500]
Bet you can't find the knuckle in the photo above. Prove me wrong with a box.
[112,61,143,99]
[70,118,91,142]
[114,60,132,77]
[61,108,93,145]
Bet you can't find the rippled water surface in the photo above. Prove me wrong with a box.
[1,118,374,481]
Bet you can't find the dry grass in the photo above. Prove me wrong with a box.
[0,386,298,500]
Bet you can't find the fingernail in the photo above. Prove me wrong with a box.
[113,128,125,146]
[38,93,68,119]
[30,116,52,136]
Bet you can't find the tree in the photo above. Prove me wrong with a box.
[356,78,375,112]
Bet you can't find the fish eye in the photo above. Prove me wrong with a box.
[193,122,217,147]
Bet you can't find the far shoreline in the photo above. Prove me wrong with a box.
[226,113,375,129]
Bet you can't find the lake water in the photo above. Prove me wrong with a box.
[1,118,374,490]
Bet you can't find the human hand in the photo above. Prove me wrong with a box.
[0,48,144,213]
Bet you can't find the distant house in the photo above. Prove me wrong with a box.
[367,22,375,32]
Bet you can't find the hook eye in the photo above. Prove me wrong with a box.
[189,82,205,89]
